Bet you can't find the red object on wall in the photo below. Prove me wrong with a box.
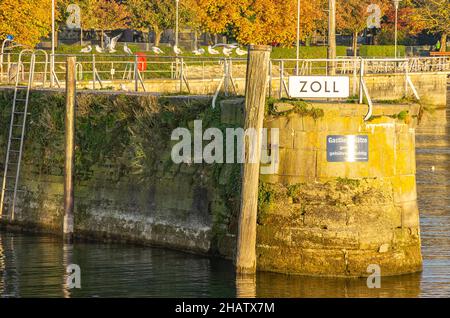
[136,52,147,72]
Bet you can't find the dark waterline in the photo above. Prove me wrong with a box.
[1,89,449,298]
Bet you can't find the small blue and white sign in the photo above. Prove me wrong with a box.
[327,135,369,162]
[6,35,14,41]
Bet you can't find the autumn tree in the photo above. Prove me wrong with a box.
[128,0,192,47]
[192,0,325,46]
[81,0,129,47]
[379,5,421,45]
[0,0,53,47]
[410,0,449,51]
[233,0,325,46]
[336,0,391,55]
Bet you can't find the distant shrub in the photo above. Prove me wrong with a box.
[271,46,347,59]
[359,45,406,57]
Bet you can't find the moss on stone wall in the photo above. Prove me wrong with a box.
[0,91,241,255]
[266,98,324,119]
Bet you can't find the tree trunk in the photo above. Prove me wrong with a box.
[154,26,162,47]
[101,30,104,48]
[194,30,198,50]
[440,32,447,52]
[353,31,358,57]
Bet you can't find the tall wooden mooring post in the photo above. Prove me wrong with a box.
[235,45,272,274]
[64,56,76,243]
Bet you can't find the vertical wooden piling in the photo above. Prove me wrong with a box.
[64,56,76,243]
[235,45,271,274]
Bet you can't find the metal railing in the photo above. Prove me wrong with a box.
[0,51,448,101]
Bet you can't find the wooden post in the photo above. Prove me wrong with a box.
[64,56,76,243]
[235,45,271,274]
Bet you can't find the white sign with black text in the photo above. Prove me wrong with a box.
[288,76,350,98]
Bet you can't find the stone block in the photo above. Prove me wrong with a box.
[390,175,417,203]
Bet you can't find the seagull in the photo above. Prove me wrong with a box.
[105,33,122,53]
[123,43,133,55]
[235,47,247,56]
[152,46,164,54]
[212,43,238,49]
[223,47,233,57]
[95,45,104,53]
[173,45,183,55]
[192,48,205,55]
[208,45,219,55]
[80,45,92,53]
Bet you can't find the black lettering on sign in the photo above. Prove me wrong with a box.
[311,81,322,92]
[300,81,307,93]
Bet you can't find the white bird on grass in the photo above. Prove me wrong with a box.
[235,47,247,56]
[152,46,164,54]
[173,45,183,55]
[105,33,122,53]
[123,43,133,55]
[95,45,104,53]
[223,47,233,57]
[208,45,219,55]
[192,48,205,55]
[80,45,92,53]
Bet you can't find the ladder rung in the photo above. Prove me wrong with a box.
[11,137,22,140]
[13,112,30,115]
[13,124,23,127]
[3,188,25,193]
[10,150,20,153]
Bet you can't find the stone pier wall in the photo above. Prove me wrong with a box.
[256,103,422,276]
[0,91,425,277]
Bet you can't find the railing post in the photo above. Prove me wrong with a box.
[279,60,284,99]
[352,58,358,96]
[405,60,409,96]
[359,59,365,104]
[224,58,228,96]
[268,59,272,98]
[134,54,138,92]
[92,54,96,90]
[180,57,184,93]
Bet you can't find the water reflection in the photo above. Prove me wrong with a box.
[256,272,422,298]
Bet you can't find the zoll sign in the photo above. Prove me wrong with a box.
[289,76,350,98]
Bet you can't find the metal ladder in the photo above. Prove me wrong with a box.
[0,50,36,220]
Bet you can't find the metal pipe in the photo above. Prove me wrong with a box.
[296,0,300,75]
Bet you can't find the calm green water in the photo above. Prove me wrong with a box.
[1,90,449,298]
